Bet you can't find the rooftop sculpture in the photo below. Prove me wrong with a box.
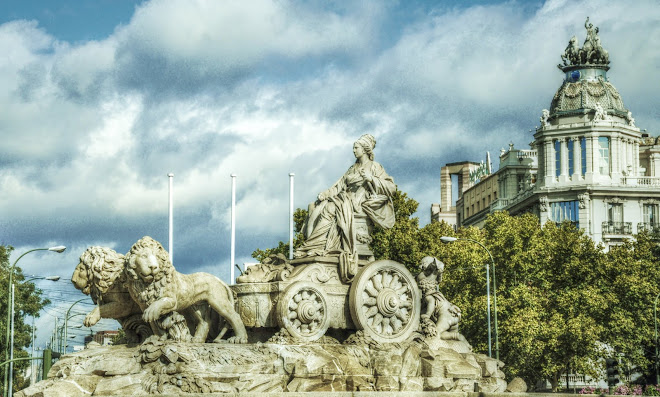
[559,17,610,70]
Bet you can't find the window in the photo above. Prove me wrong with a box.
[567,139,574,175]
[550,201,579,228]
[608,203,623,223]
[580,137,587,175]
[482,198,486,209]
[599,137,610,175]
[555,140,561,177]
[643,204,658,225]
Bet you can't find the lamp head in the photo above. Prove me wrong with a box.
[440,236,458,244]
[48,246,67,253]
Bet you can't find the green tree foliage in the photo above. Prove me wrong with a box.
[0,245,51,390]
[251,190,660,390]
[600,230,660,383]
[251,208,308,262]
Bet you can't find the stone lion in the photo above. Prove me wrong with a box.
[124,236,248,343]
[72,246,152,344]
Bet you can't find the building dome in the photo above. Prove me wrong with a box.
[549,17,628,119]
[550,67,626,116]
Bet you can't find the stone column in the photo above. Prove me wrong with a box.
[651,153,660,177]
[544,139,555,185]
[440,166,452,212]
[634,140,640,176]
[585,134,595,183]
[572,137,581,181]
[559,138,569,183]
[621,138,628,173]
[611,135,621,181]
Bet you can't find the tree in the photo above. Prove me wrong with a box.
[600,230,660,384]
[251,208,308,262]
[0,245,51,391]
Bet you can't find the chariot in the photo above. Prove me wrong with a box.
[232,234,422,344]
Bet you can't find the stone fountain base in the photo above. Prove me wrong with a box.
[17,334,507,396]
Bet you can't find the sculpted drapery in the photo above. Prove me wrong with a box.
[294,134,396,282]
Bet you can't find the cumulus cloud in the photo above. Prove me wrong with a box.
[1,0,659,292]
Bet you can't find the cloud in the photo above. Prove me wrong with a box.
[1,0,659,285]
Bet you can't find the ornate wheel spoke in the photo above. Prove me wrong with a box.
[350,260,421,344]
[373,273,384,290]
[278,282,330,342]
[365,305,378,318]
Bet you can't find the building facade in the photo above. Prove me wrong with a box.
[437,19,659,249]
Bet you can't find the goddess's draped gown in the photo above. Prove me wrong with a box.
[295,160,396,282]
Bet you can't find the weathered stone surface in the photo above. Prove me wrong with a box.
[373,352,402,376]
[346,375,375,391]
[474,353,499,377]
[375,376,399,391]
[93,375,144,396]
[506,376,529,392]
[22,339,510,395]
[424,375,455,391]
[400,376,424,391]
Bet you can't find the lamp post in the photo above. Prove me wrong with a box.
[63,299,88,354]
[440,236,500,361]
[22,276,60,386]
[654,292,660,384]
[4,246,65,397]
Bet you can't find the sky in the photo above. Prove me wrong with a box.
[1,0,659,349]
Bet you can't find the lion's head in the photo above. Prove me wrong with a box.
[73,246,126,302]
[125,236,174,305]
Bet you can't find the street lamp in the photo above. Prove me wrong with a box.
[22,275,61,386]
[64,299,88,354]
[441,236,500,361]
[654,292,660,385]
[4,246,65,397]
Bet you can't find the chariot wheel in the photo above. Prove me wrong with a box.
[349,260,420,343]
[277,281,330,341]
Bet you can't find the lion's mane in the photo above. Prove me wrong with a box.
[77,246,126,303]
[125,236,174,306]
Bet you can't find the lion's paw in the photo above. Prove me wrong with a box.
[83,312,100,327]
[226,336,248,344]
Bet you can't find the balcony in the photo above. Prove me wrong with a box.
[621,176,660,186]
[637,222,660,234]
[602,221,632,235]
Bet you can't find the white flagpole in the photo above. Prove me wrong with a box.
[168,173,174,264]
[289,173,295,260]
[230,174,237,285]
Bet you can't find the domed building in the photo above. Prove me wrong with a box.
[445,18,660,248]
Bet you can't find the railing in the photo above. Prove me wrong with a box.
[602,221,632,235]
[555,221,579,229]
[621,176,660,186]
[517,150,538,160]
[490,198,509,211]
[638,222,660,234]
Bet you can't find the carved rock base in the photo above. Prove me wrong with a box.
[17,340,507,396]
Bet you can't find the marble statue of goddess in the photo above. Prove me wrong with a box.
[294,134,396,282]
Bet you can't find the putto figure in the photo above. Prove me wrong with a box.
[416,256,469,346]
[294,134,396,282]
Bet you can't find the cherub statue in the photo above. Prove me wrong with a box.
[593,102,609,122]
[540,109,550,128]
[416,256,469,345]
